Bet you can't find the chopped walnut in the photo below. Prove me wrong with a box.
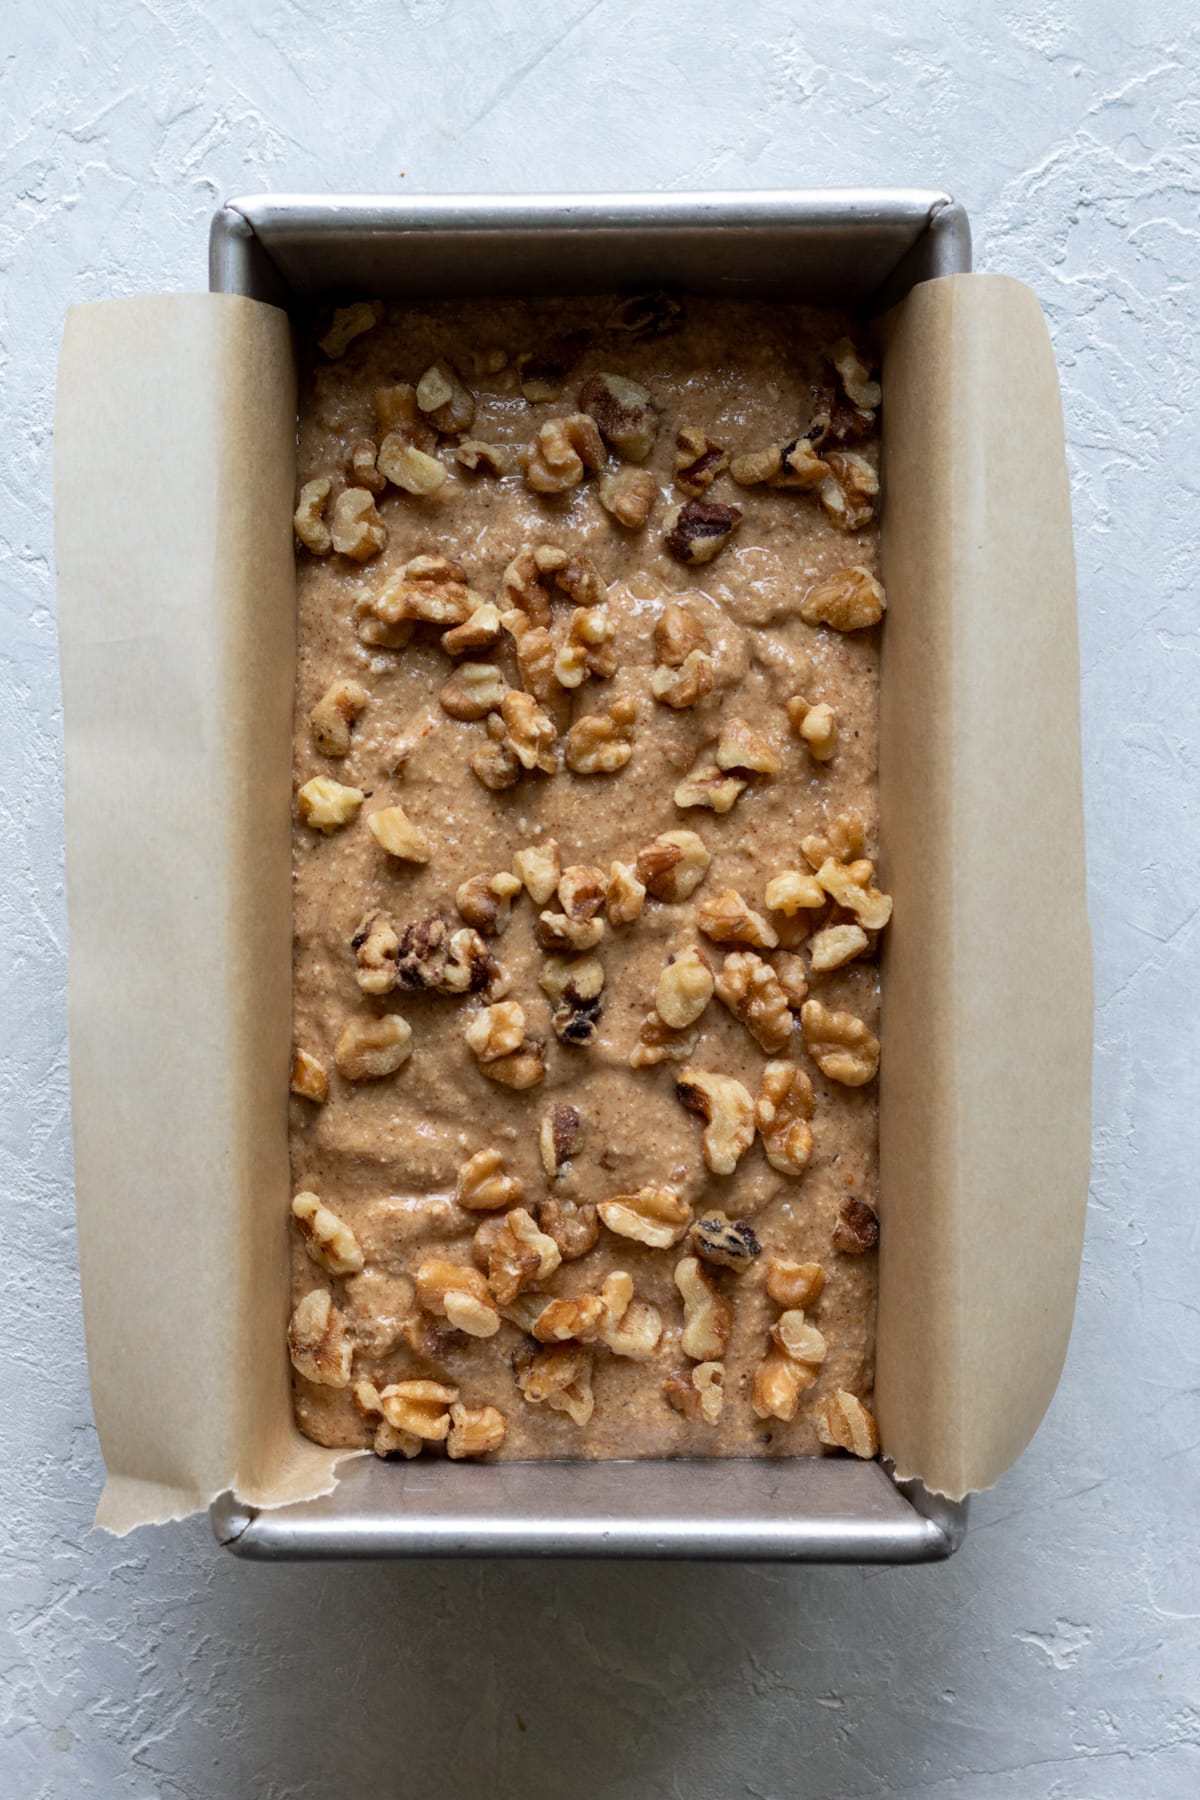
[297,775,364,834]
[788,697,838,762]
[772,1309,828,1371]
[456,871,523,936]
[501,690,558,774]
[521,413,606,494]
[501,544,606,626]
[606,860,647,925]
[512,839,562,906]
[598,467,657,529]
[465,1001,526,1064]
[390,914,491,995]
[716,716,782,776]
[378,1379,458,1441]
[652,646,714,709]
[532,1293,608,1344]
[538,1107,584,1180]
[663,1361,725,1425]
[503,614,558,705]
[553,606,618,687]
[698,889,779,950]
[597,1184,691,1249]
[334,1012,413,1082]
[563,696,637,775]
[755,1062,815,1175]
[814,857,893,930]
[442,601,503,656]
[831,338,882,410]
[801,999,880,1086]
[354,1381,422,1460]
[367,805,431,863]
[833,1197,880,1255]
[663,499,742,565]
[765,1257,826,1310]
[540,953,605,1046]
[446,1402,507,1460]
[415,1258,502,1338]
[374,381,439,452]
[482,1206,562,1305]
[470,714,521,791]
[331,486,387,561]
[513,1343,594,1426]
[655,603,712,667]
[415,359,476,435]
[729,439,829,490]
[809,922,869,972]
[773,951,810,1011]
[599,1270,664,1360]
[347,438,385,494]
[817,452,879,532]
[287,1289,352,1388]
[764,869,826,916]
[381,554,483,627]
[578,370,658,460]
[352,911,400,996]
[635,829,711,903]
[552,866,605,923]
[674,1256,733,1361]
[689,1210,761,1271]
[715,951,794,1053]
[814,1389,879,1458]
[377,436,447,495]
[318,300,382,359]
[456,439,513,476]
[534,912,605,955]
[805,382,876,451]
[534,1203,598,1273]
[629,1012,699,1069]
[310,678,369,757]
[799,565,886,631]
[439,662,508,722]
[291,1192,363,1275]
[674,763,746,813]
[675,1069,756,1176]
[290,1047,329,1104]
[674,425,728,497]
[455,1146,525,1212]
[468,1023,546,1090]
[293,476,332,554]
[751,1346,814,1421]
[656,946,714,1030]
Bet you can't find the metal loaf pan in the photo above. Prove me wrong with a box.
[209,189,971,1564]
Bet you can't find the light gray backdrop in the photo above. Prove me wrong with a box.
[3,1,1198,1795]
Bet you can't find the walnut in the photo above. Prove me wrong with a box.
[606,290,683,338]
[291,1192,363,1275]
[764,870,826,916]
[799,565,886,631]
[833,1197,880,1255]
[471,714,521,790]
[831,338,882,410]
[771,1309,827,1374]
[534,912,605,955]
[415,359,476,435]
[334,1012,413,1082]
[456,871,523,935]
[331,486,388,561]
[564,697,636,775]
[318,300,382,359]
[788,697,838,762]
[656,946,714,1030]
[715,952,793,1052]
[455,1147,525,1212]
[442,602,503,656]
[663,499,742,565]
[367,805,431,862]
[501,690,558,774]
[296,775,364,833]
[378,554,482,628]
[675,1069,756,1176]
[655,603,711,667]
[376,436,447,495]
[715,716,782,776]
[354,1381,423,1460]
[606,860,647,925]
[598,1270,663,1360]
[500,544,606,626]
[532,1293,608,1344]
[689,1210,761,1272]
[513,1342,594,1426]
[553,606,618,687]
[765,1257,826,1311]
[502,614,558,705]
[597,1184,691,1249]
[538,1108,584,1180]
[287,1289,352,1388]
[801,999,880,1086]
[465,1001,527,1064]
[352,911,400,995]
[438,662,507,722]
[728,445,783,487]
[814,1389,879,1458]
[673,761,747,812]
[354,594,414,652]
[374,382,439,452]
[598,467,657,529]
[455,439,513,476]
[814,857,893,930]
[391,914,491,995]
[533,1198,598,1263]
[817,452,879,531]
[513,839,562,906]
[755,1062,815,1175]
[347,439,385,495]
[539,953,605,1045]
[521,413,606,493]
[578,371,658,461]
[480,1206,562,1305]
[415,1258,501,1338]
[773,951,810,1011]
[635,829,711,903]
[652,644,715,712]
[674,425,728,497]
[729,440,829,490]
[809,922,869,972]
[629,1012,699,1069]
[310,678,369,757]
[293,476,332,554]
[445,1402,507,1460]
[480,1042,547,1090]
[663,1361,725,1425]
[378,1380,458,1442]
[290,1047,329,1104]
[698,889,779,950]
[805,382,877,451]
[674,1256,733,1361]
[751,1347,813,1422]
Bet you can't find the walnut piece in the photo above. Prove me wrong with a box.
[663,499,742,565]
[689,1210,762,1271]
[814,1389,879,1458]
[415,1258,501,1338]
[564,696,636,774]
[674,1256,733,1361]
[352,911,399,995]
[831,338,882,410]
[455,439,513,476]
[538,1107,584,1180]
[729,439,829,490]
[534,912,605,955]
[655,602,712,668]
[347,438,385,494]
[716,716,782,776]
[598,467,657,529]
[438,662,507,722]
[755,1062,815,1175]
[521,413,606,493]
[390,914,492,995]
[578,370,658,461]
[553,607,618,688]
[698,889,779,950]
[540,952,605,1045]
[331,486,387,561]
[599,1271,664,1360]
[673,764,747,813]
[293,476,332,554]
[801,999,880,1086]
[310,678,369,757]
[354,1381,422,1460]
[501,544,606,625]
[598,1185,691,1249]
[814,857,893,930]
[663,1362,725,1425]
[297,775,364,833]
[674,425,728,497]
[651,648,714,710]
[367,805,431,863]
[377,554,482,628]
[290,1047,329,1104]
[456,871,523,935]
[482,1206,562,1305]
[456,1147,525,1212]
[501,690,558,774]
[606,860,647,925]
[799,565,886,631]
[415,359,476,435]
[773,951,810,1011]
[788,697,838,762]
[751,1346,815,1422]
[629,1012,699,1069]
[374,381,438,453]
[765,1257,826,1310]
[446,1403,507,1460]
[376,436,447,495]
[675,1069,756,1176]
[817,452,879,531]
[656,946,714,1030]
[513,1343,594,1426]
[291,1192,363,1275]
[833,1197,880,1255]
[809,921,870,972]
[764,869,826,916]
[532,1293,608,1344]
[471,715,521,791]
[378,1379,458,1441]
[465,1001,526,1064]
[287,1289,352,1388]
[635,829,711,903]
[318,300,382,359]
[442,601,503,656]
[334,1013,413,1082]
[714,952,793,1053]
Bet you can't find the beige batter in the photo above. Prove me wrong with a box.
[287,294,885,1461]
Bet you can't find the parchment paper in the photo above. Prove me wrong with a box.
[54,277,1090,1528]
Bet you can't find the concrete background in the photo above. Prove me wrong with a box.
[3,1,1198,1794]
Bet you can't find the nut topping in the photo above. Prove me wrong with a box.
[663,1362,725,1425]
[578,371,658,462]
[456,871,523,936]
[376,436,447,495]
[832,1197,880,1255]
[814,1389,879,1459]
[534,912,606,955]
[447,1403,507,1460]
[501,690,558,774]
[532,1294,608,1344]
[540,952,606,1045]
[297,776,364,834]
[440,661,509,721]
[674,1256,733,1361]
[801,999,880,1087]
[455,439,513,476]
[817,452,879,532]
[628,1012,700,1069]
[291,1192,364,1275]
[715,716,782,776]
[482,1207,562,1305]
[831,338,882,410]
[674,425,728,497]
[755,1062,815,1175]
[553,606,618,688]
[501,544,606,626]
[415,359,476,435]
[751,1347,814,1422]
[378,1380,458,1442]
[352,911,400,995]
[287,1289,352,1388]
[290,1047,329,1104]
[714,952,794,1053]
[599,1272,664,1361]
[464,1001,526,1064]
[564,696,636,775]
[788,697,838,762]
[675,1069,756,1176]
[697,889,780,950]
[293,476,332,554]
[347,438,385,494]
[598,467,657,529]
[513,1343,594,1426]
[663,498,743,565]
[442,601,503,656]
[799,565,886,631]
[814,857,893,930]
[310,678,370,757]
[765,1258,826,1311]
[535,1195,597,1261]
[635,829,711,903]
[598,1185,692,1250]
[374,381,439,452]
[367,805,432,863]
[689,1211,762,1271]
[334,1012,413,1082]
[513,840,562,905]
[455,1147,525,1212]
[654,603,712,668]
[415,1258,502,1338]
[470,714,521,791]
[773,951,810,1011]
[764,870,826,916]
[538,1106,584,1180]
[651,649,714,710]
[655,946,714,1030]
[606,860,647,925]
[808,921,869,972]
[521,413,606,494]
[318,300,382,360]
[673,764,747,813]
[557,865,608,920]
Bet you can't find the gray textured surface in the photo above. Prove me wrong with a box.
[4,1,1198,1795]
